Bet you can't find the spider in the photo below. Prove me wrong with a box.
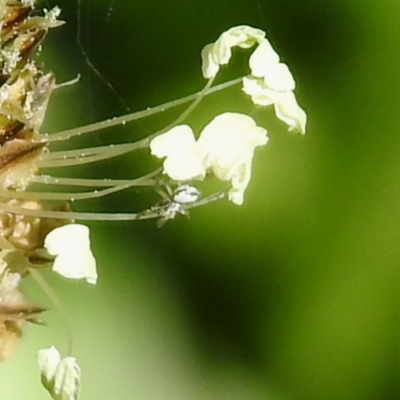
[150,184,201,227]
[138,183,225,227]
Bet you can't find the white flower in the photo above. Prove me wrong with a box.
[150,113,268,205]
[44,224,97,284]
[37,346,81,400]
[200,25,307,134]
[245,38,306,134]
[201,25,266,79]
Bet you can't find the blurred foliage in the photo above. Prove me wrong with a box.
[1,0,400,399]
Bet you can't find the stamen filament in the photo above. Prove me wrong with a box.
[28,268,74,357]
[45,77,242,142]
[43,142,139,160]
[31,170,159,187]
[0,184,135,201]
[40,142,145,167]
[0,192,225,221]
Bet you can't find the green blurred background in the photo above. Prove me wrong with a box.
[2,0,400,399]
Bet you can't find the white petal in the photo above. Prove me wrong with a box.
[249,39,280,77]
[212,127,267,180]
[37,346,61,384]
[45,224,91,256]
[197,113,267,205]
[201,43,220,79]
[45,224,97,284]
[151,125,206,181]
[229,156,253,198]
[228,157,254,206]
[162,146,206,181]
[242,76,277,106]
[274,91,307,134]
[228,189,245,206]
[197,113,256,157]
[263,63,295,92]
[52,251,97,285]
[150,125,196,158]
[243,77,307,134]
[210,35,232,66]
[53,357,81,400]
[201,25,266,78]
[222,25,266,50]
[214,26,265,64]
[198,113,267,171]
